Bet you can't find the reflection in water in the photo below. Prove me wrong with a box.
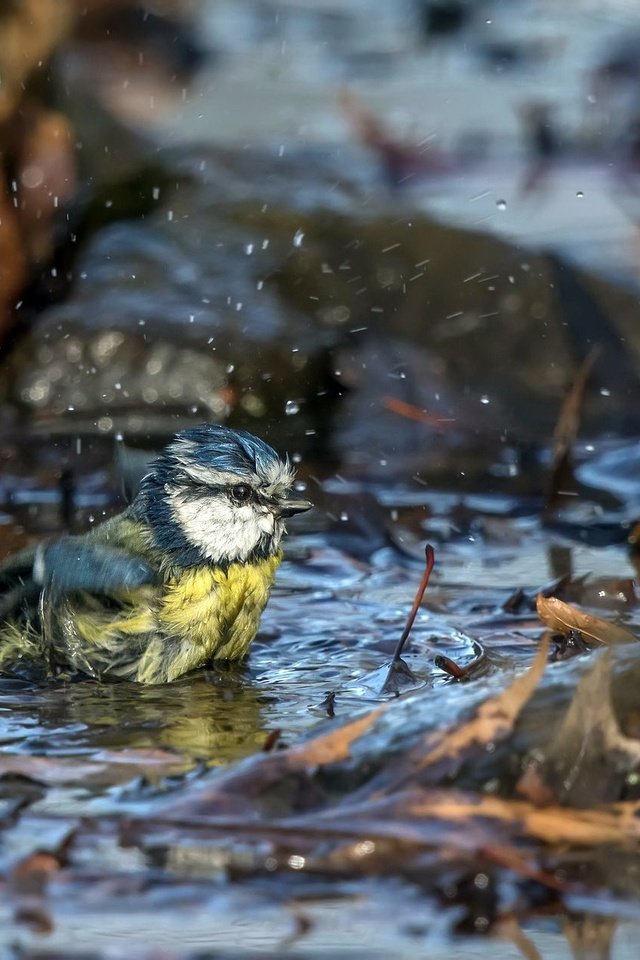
[0,669,270,770]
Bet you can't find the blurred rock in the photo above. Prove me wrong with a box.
[5,144,640,467]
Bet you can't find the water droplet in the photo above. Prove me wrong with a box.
[245,243,254,255]
[294,480,307,492]
[285,400,300,416]
[340,511,349,522]
[496,200,507,211]
[576,191,584,198]
[480,395,490,404]
[292,229,305,248]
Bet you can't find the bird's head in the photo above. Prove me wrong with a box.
[134,425,312,568]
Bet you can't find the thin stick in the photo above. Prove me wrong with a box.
[434,640,486,681]
[391,544,435,663]
[382,396,455,430]
[434,655,467,680]
[545,344,600,513]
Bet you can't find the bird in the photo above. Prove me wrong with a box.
[0,424,312,684]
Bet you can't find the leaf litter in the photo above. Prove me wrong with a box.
[4,370,640,955]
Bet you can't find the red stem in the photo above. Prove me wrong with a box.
[391,544,435,662]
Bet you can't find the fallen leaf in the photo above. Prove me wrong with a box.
[377,636,551,791]
[132,786,640,866]
[518,651,640,806]
[377,789,640,848]
[536,595,637,646]
[285,705,389,768]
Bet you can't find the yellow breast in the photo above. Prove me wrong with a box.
[160,552,281,661]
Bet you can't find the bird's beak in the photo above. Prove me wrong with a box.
[278,497,313,518]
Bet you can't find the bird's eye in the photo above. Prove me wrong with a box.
[230,484,253,504]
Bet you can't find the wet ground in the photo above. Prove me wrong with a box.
[2,432,640,957]
[3,0,640,957]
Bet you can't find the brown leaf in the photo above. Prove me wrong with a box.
[137,787,640,864]
[518,652,640,806]
[398,790,640,847]
[322,638,550,803]
[410,635,550,781]
[286,706,389,768]
[536,594,637,646]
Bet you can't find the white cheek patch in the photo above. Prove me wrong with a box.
[168,490,279,564]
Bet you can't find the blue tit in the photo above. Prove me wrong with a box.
[0,424,312,684]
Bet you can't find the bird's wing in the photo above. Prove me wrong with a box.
[35,539,159,594]
[0,537,159,617]
[0,524,161,681]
